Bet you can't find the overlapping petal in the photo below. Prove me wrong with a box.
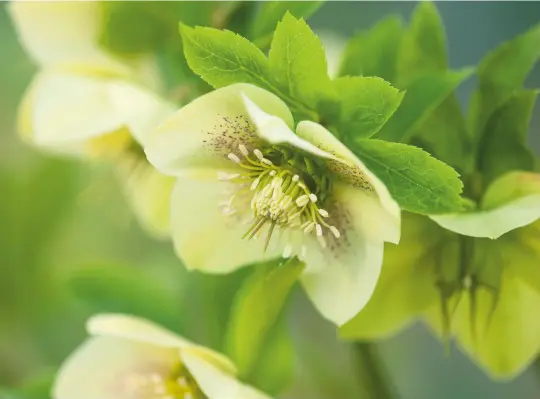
[57,314,267,399]
[8,0,125,71]
[117,159,175,237]
[296,120,400,236]
[431,172,540,239]
[182,351,271,399]
[340,213,445,339]
[169,169,281,273]
[300,182,398,326]
[53,335,179,399]
[23,70,174,154]
[145,83,294,175]
[88,313,236,374]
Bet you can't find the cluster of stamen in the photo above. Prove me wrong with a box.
[220,143,341,255]
[123,366,202,399]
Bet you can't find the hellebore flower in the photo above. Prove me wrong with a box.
[145,83,400,325]
[9,1,176,237]
[54,314,270,399]
[342,172,540,378]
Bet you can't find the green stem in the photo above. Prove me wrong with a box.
[353,342,396,399]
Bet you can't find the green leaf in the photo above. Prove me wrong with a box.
[397,1,447,85]
[376,69,473,143]
[248,316,295,395]
[180,24,317,120]
[477,90,538,184]
[225,258,304,379]
[250,1,324,48]
[340,213,450,340]
[409,93,473,173]
[68,264,181,331]
[468,23,540,137]
[6,370,55,399]
[338,15,403,82]
[334,76,404,139]
[180,24,272,89]
[350,139,464,214]
[268,12,333,110]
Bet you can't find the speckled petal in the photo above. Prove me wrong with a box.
[145,83,294,175]
[296,120,400,240]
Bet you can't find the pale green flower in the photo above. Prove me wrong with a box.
[9,1,175,237]
[343,172,540,378]
[54,314,270,399]
[145,83,401,325]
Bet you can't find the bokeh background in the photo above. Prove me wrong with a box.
[1,2,539,399]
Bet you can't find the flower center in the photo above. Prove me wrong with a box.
[221,143,341,253]
[124,363,204,399]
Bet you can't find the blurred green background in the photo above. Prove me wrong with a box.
[1,2,539,399]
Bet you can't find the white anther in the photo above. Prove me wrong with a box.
[262,158,273,166]
[309,193,318,203]
[289,211,301,221]
[318,208,329,217]
[301,245,307,258]
[292,174,300,182]
[254,149,264,160]
[282,245,292,258]
[316,224,323,237]
[227,153,241,164]
[329,226,341,238]
[317,234,327,248]
[250,177,261,190]
[269,170,277,176]
[296,195,309,207]
[238,144,249,157]
[271,177,283,191]
[303,222,315,233]
[218,171,240,181]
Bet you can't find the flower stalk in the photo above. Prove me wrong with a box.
[353,342,396,399]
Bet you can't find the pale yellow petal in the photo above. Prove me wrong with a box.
[242,93,333,159]
[53,336,179,399]
[181,350,271,399]
[300,223,385,325]
[8,1,121,69]
[334,181,400,244]
[88,314,236,374]
[145,83,293,175]
[28,71,173,152]
[169,169,281,273]
[116,159,175,238]
[341,214,451,340]
[430,194,540,239]
[296,120,400,231]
